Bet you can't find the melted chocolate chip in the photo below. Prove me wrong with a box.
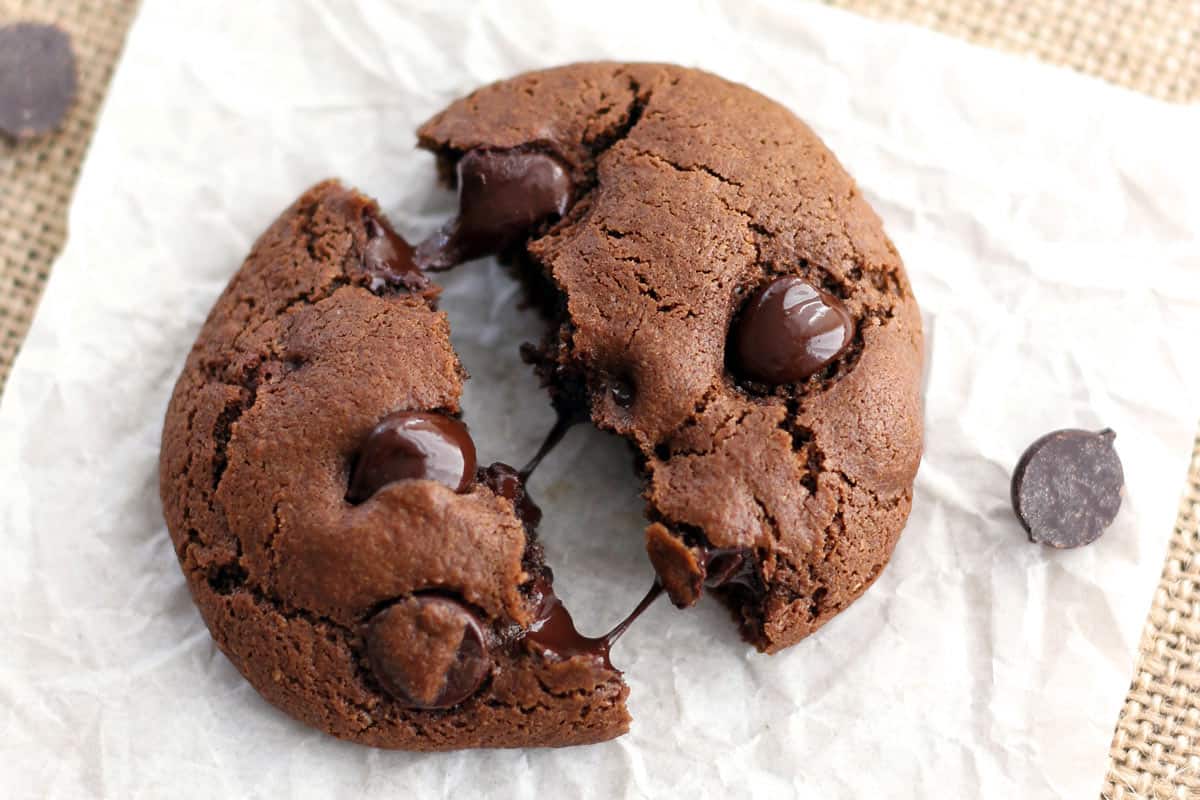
[523,576,609,667]
[731,276,854,385]
[361,211,429,292]
[1011,428,1124,548]
[480,462,543,528]
[347,412,476,503]
[702,547,759,590]
[0,23,76,140]
[521,574,662,671]
[415,149,573,270]
[366,596,490,709]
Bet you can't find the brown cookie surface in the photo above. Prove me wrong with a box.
[160,181,630,749]
[418,62,924,653]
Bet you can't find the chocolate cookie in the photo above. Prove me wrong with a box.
[417,63,923,653]
[161,62,923,750]
[160,182,637,749]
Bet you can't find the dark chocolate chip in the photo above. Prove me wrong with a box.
[702,547,758,590]
[480,462,543,528]
[608,377,634,409]
[0,23,76,140]
[366,596,490,709]
[730,276,854,385]
[1011,428,1124,548]
[347,411,476,503]
[415,148,573,270]
[361,211,429,293]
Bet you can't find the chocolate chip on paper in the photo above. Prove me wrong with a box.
[1011,428,1125,548]
[0,23,77,140]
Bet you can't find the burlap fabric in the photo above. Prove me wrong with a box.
[0,1,1196,797]
[0,0,139,386]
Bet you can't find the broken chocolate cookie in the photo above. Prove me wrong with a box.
[160,62,923,751]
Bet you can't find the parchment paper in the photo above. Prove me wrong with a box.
[3,1,1200,797]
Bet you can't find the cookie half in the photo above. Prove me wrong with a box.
[417,62,923,653]
[160,182,630,749]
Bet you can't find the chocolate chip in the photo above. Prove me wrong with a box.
[415,149,573,270]
[366,596,490,709]
[730,276,854,385]
[702,547,758,590]
[608,377,634,409]
[347,412,476,503]
[361,211,429,293]
[480,462,543,528]
[1011,428,1124,548]
[0,23,76,140]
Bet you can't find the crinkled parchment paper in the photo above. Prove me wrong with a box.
[2,1,1199,797]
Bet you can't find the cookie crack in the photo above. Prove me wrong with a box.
[207,200,421,532]
[278,275,352,319]
[638,148,904,325]
[209,373,259,493]
[786,186,905,312]
[633,149,764,269]
[804,509,841,623]
[779,402,819,494]
[750,493,781,548]
[581,72,646,176]
[483,698,554,716]
[265,498,284,588]
[228,582,381,722]
[614,254,701,320]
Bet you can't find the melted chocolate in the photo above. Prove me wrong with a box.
[602,579,664,647]
[702,547,759,590]
[480,462,543,528]
[366,595,490,709]
[415,148,573,271]
[347,411,477,503]
[520,408,584,479]
[731,276,854,385]
[361,212,429,293]
[522,574,662,671]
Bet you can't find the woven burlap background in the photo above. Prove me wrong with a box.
[0,0,139,386]
[0,1,1197,797]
